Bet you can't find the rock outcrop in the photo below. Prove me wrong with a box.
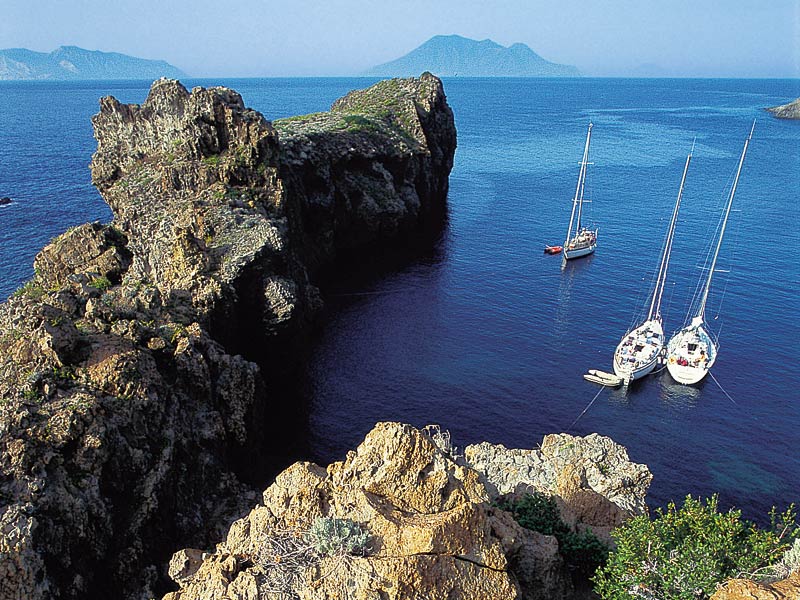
[710,571,800,600]
[164,422,651,600]
[0,74,455,600]
[766,97,800,119]
[165,423,632,600]
[465,433,652,544]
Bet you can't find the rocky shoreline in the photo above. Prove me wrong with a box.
[0,74,454,599]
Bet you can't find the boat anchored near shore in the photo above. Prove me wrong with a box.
[613,145,692,384]
[666,123,753,385]
[562,122,597,261]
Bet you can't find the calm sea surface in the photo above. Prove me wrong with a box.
[1,77,798,521]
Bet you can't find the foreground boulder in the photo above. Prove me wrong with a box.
[0,75,455,600]
[164,423,653,600]
[163,423,568,600]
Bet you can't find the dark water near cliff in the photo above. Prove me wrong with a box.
[1,77,799,522]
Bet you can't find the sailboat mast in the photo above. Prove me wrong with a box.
[648,148,692,321]
[575,123,592,231]
[696,122,754,321]
[564,123,592,245]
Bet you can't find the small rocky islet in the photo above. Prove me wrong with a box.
[766,97,800,119]
[0,74,796,600]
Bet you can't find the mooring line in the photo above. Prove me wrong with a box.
[568,386,605,431]
[708,371,738,406]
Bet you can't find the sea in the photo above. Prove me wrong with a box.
[1,77,798,523]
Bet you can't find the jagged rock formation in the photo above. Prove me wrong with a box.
[163,422,651,599]
[465,433,652,544]
[0,74,455,600]
[766,97,800,119]
[710,571,800,600]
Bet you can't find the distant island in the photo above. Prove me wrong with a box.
[364,34,580,77]
[0,46,185,80]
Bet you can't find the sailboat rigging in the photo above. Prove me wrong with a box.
[562,123,597,260]
[666,123,754,385]
[613,145,693,384]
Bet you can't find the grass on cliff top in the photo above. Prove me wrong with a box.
[274,77,430,144]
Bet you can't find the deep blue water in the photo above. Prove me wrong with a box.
[1,77,799,522]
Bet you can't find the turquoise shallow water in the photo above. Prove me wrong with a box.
[1,77,799,521]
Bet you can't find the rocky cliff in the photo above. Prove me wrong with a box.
[162,422,651,600]
[766,97,800,119]
[0,74,455,600]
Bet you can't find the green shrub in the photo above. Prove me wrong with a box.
[12,280,45,300]
[498,492,609,576]
[88,276,112,292]
[593,495,797,599]
[306,517,370,557]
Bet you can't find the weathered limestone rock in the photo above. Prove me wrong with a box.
[0,75,456,600]
[766,97,800,119]
[465,432,652,543]
[710,571,800,600]
[164,423,573,600]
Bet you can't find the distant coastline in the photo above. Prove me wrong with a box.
[0,46,185,80]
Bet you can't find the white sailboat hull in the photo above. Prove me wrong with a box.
[613,319,664,383]
[666,363,708,385]
[563,243,596,260]
[666,323,717,385]
[563,228,597,260]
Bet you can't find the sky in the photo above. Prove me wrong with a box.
[2,0,798,77]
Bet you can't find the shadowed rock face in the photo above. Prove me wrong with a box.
[0,75,455,600]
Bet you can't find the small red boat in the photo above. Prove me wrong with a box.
[544,245,563,255]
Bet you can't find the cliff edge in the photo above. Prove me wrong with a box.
[0,74,455,600]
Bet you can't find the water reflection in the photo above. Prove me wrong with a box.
[658,372,702,409]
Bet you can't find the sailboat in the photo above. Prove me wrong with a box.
[666,124,754,385]
[613,146,693,384]
[563,123,597,260]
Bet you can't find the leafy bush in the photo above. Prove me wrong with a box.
[88,276,112,292]
[498,492,609,576]
[306,517,370,557]
[593,495,798,600]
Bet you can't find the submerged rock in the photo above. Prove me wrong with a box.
[0,75,455,600]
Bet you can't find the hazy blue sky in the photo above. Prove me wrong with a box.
[2,0,798,77]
